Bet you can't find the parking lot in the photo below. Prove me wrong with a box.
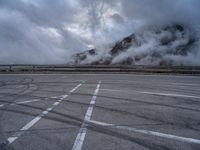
[0,73,200,150]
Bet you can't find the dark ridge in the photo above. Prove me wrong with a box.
[110,34,136,56]
[72,49,96,64]
[71,24,196,66]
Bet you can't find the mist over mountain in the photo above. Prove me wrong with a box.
[0,0,200,65]
[71,25,198,66]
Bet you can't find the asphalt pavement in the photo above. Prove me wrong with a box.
[0,73,200,150]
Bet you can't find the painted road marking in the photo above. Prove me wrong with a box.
[0,95,71,108]
[88,120,200,145]
[11,99,40,105]
[7,83,83,144]
[101,89,200,99]
[53,102,59,106]
[70,84,82,93]
[0,99,41,108]
[72,81,101,150]
[135,91,200,99]
[51,96,58,99]
[168,82,200,87]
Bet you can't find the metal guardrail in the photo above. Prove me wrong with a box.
[0,65,200,74]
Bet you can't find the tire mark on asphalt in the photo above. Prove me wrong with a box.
[0,100,172,150]
[0,99,194,150]
[0,78,40,148]
[4,83,83,147]
[40,98,200,132]
[72,81,101,150]
[71,92,200,112]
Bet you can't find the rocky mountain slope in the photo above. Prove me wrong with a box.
[71,25,196,66]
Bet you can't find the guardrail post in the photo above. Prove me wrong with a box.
[9,66,12,72]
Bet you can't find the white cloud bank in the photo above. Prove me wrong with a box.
[0,0,200,65]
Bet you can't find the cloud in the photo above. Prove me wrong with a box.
[0,0,87,64]
[0,0,200,65]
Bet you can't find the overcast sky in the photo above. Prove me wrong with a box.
[0,0,200,64]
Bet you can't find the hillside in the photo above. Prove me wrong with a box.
[71,25,196,66]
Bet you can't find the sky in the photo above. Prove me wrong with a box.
[0,0,200,64]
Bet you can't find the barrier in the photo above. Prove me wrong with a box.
[0,65,200,74]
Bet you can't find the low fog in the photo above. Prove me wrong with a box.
[0,0,200,65]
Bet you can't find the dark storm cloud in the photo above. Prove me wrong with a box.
[0,0,85,64]
[0,0,200,65]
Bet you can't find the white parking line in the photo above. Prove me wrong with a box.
[11,99,40,105]
[70,84,82,93]
[0,96,70,109]
[169,82,200,87]
[72,81,101,150]
[51,96,59,99]
[88,120,200,145]
[0,99,42,108]
[53,102,60,106]
[7,83,83,144]
[101,89,200,99]
[135,91,200,99]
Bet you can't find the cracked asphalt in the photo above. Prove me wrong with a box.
[0,73,200,150]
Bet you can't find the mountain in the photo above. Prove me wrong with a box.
[70,25,196,66]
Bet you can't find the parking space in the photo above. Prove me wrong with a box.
[0,74,200,150]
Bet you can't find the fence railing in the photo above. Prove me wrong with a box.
[0,65,200,74]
